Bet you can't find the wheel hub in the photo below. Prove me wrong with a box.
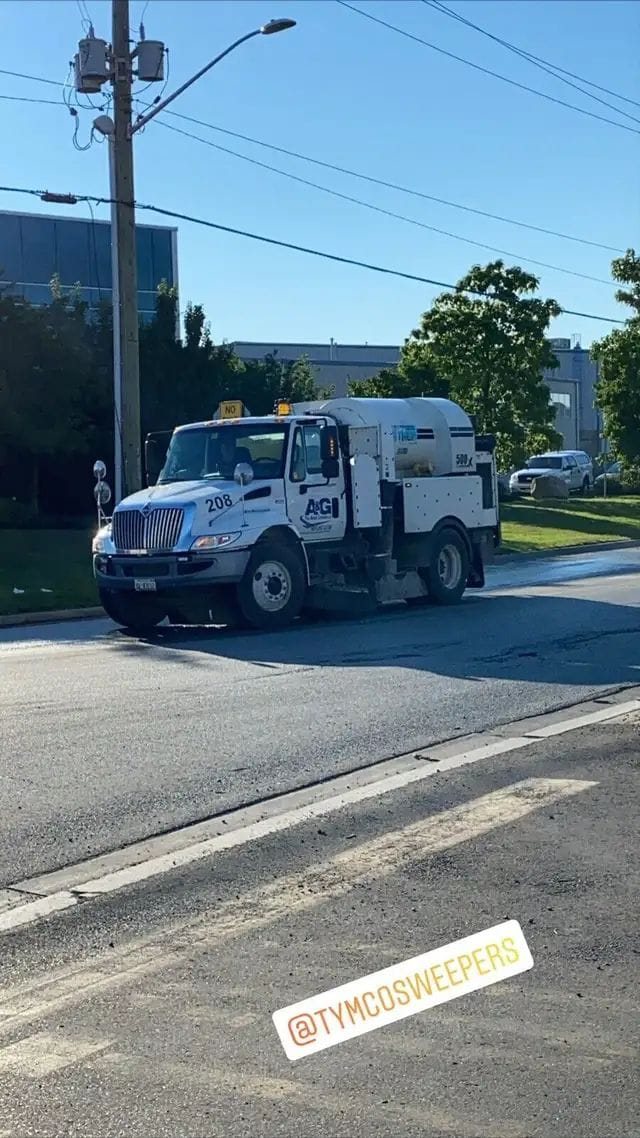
[253,560,291,612]
[437,543,462,589]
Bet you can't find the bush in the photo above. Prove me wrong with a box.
[621,466,640,494]
[0,499,95,529]
[0,498,38,527]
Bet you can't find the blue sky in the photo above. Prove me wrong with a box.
[0,0,638,347]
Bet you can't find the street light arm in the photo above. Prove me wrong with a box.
[130,20,298,137]
[130,28,260,136]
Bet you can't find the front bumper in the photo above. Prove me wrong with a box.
[93,549,251,592]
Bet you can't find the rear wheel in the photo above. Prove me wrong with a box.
[237,541,306,630]
[426,528,469,606]
[99,588,166,633]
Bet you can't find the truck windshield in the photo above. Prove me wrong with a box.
[528,455,562,469]
[157,424,289,484]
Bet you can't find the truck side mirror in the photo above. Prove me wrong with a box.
[145,431,172,485]
[320,426,340,479]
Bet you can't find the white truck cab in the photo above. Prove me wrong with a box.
[92,396,500,632]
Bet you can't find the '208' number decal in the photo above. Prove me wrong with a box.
[206,494,233,512]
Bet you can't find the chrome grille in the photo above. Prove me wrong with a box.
[112,507,184,552]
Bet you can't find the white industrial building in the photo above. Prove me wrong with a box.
[232,336,602,456]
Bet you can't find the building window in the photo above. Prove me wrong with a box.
[550,392,571,409]
[151,229,174,287]
[21,216,56,284]
[55,220,91,286]
[0,214,22,282]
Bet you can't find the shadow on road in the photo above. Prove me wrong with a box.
[105,591,640,691]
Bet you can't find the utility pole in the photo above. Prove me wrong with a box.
[110,0,141,502]
[72,8,295,503]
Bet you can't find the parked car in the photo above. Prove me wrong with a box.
[509,450,593,496]
[595,460,622,486]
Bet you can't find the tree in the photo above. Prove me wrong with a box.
[352,261,562,469]
[0,291,95,510]
[348,342,446,400]
[139,285,245,433]
[0,281,320,518]
[140,292,318,429]
[592,249,640,464]
[407,262,562,468]
[232,352,317,414]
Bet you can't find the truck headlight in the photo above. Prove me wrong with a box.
[191,532,242,551]
[92,524,113,553]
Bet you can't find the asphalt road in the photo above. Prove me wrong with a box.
[2,548,640,885]
[0,716,637,1138]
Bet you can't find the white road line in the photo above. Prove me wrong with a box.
[71,736,537,897]
[0,777,595,1034]
[0,1031,112,1077]
[523,702,639,737]
[0,892,77,933]
[2,695,635,935]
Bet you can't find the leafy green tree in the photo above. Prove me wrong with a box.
[0,279,320,516]
[352,261,562,469]
[0,291,95,510]
[231,352,317,414]
[139,285,244,432]
[349,341,446,399]
[592,250,640,464]
[407,262,562,468]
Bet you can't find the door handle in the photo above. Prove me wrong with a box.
[299,485,308,495]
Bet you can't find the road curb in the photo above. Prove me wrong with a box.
[0,607,104,628]
[495,538,640,564]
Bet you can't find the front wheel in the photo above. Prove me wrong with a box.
[580,477,591,495]
[236,541,306,630]
[425,528,470,606]
[99,588,166,633]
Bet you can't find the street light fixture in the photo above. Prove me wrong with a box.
[261,18,297,33]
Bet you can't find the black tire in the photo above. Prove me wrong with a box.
[236,541,306,630]
[425,528,470,606]
[99,588,166,633]
[580,476,590,495]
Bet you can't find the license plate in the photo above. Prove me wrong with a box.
[134,578,157,592]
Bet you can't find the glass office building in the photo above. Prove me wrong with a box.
[0,208,178,321]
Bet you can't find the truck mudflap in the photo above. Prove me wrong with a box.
[467,544,486,589]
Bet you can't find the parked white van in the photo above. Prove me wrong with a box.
[509,451,593,496]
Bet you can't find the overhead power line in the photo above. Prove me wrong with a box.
[155,115,615,287]
[0,67,61,88]
[0,63,624,253]
[145,107,624,255]
[0,182,625,324]
[336,1,640,136]
[0,93,65,107]
[422,0,640,123]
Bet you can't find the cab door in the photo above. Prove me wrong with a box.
[287,421,346,543]
[564,454,579,490]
